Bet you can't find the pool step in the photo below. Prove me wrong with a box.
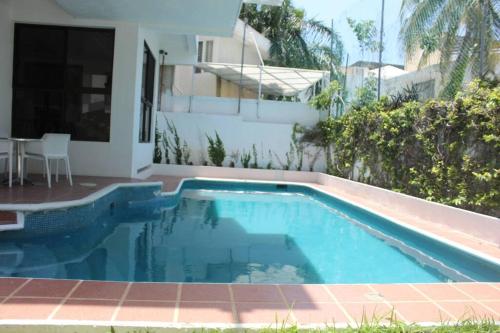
[0,211,24,231]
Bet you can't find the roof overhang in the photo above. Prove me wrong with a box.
[196,62,329,96]
[55,0,244,36]
[243,0,284,5]
[233,19,271,60]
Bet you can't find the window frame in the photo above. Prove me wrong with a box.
[139,41,156,143]
[12,23,115,142]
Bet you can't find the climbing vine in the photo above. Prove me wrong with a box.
[303,80,500,216]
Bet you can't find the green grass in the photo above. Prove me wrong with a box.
[105,318,499,333]
[261,319,499,332]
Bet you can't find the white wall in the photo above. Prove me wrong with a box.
[0,0,195,178]
[0,0,145,177]
[381,64,442,99]
[156,98,325,171]
[158,34,197,65]
[206,34,262,65]
[165,96,320,126]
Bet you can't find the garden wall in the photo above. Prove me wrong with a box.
[156,96,326,171]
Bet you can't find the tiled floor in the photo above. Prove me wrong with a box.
[0,174,499,328]
[0,174,174,204]
[0,278,498,328]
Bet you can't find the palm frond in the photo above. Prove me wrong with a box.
[400,0,498,99]
[400,0,446,55]
[440,30,474,98]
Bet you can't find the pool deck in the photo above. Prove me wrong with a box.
[0,278,498,329]
[0,174,499,329]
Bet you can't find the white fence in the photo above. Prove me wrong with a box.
[157,96,326,171]
[164,95,322,126]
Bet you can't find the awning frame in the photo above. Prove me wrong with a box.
[192,22,330,117]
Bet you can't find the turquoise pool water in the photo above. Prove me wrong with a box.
[0,180,498,283]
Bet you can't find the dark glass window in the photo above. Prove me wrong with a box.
[139,42,155,143]
[12,24,114,142]
[195,41,203,73]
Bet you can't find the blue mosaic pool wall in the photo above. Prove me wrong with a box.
[22,185,161,235]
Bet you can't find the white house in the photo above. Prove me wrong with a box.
[345,42,500,104]
[170,19,272,100]
[0,0,281,179]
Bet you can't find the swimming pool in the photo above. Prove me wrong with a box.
[0,179,498,284]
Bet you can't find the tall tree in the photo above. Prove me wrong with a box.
[400,0,500,98]
[240,0,344,75]
[347,18,380,59]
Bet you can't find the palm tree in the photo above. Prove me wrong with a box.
[240,0,344,74]
[400,0,499,98]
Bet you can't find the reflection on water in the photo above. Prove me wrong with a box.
[0,189,458,283]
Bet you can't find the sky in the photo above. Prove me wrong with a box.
[293,0,405,66]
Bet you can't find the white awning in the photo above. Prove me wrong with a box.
[243,0,284,5]
[195,62,329,96]
[55,0,242,36]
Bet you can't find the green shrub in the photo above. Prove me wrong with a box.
[251,144,259,168]
[153,127,162,163]
[241,150,251,168]
[206,132,226,167]
[304,80,500,216]
[163,118,182,164]
[181,140,191,165]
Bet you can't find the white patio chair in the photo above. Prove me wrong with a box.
[0,140,13,187]
[23,133,72,188]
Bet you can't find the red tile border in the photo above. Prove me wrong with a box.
[292,301,349,325]
[280,284,333,304]
[52,299,119,321]
[0,278,29,297]
[371,284,427,302]
[181,284,231,302]
[178,301,234,323]
[126,283,178,301]
[481,301,500,318]
[391,301,454,323]
[70,281,128,300]
[234,302,292,324]
[437,301,498,320]
[327,284,375,303]
[453,283,500,301]
[0,211,16,224]
[412,283,472,301]
[340,302,393,324]
[0,278,498,326]
[0,297,61,319]
[115,300,176,322]
[232,284,283,303]
[14,279,78,298]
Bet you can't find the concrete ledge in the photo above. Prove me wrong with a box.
[0,182,163,212]
[317,173,500,245]
[152,163,318,183]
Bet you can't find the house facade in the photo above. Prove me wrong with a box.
[169,19,271,101]
[0,0,268,178]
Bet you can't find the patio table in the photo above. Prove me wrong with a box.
[2,137,40,186]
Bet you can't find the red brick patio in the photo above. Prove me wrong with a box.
[0,278,498,328]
